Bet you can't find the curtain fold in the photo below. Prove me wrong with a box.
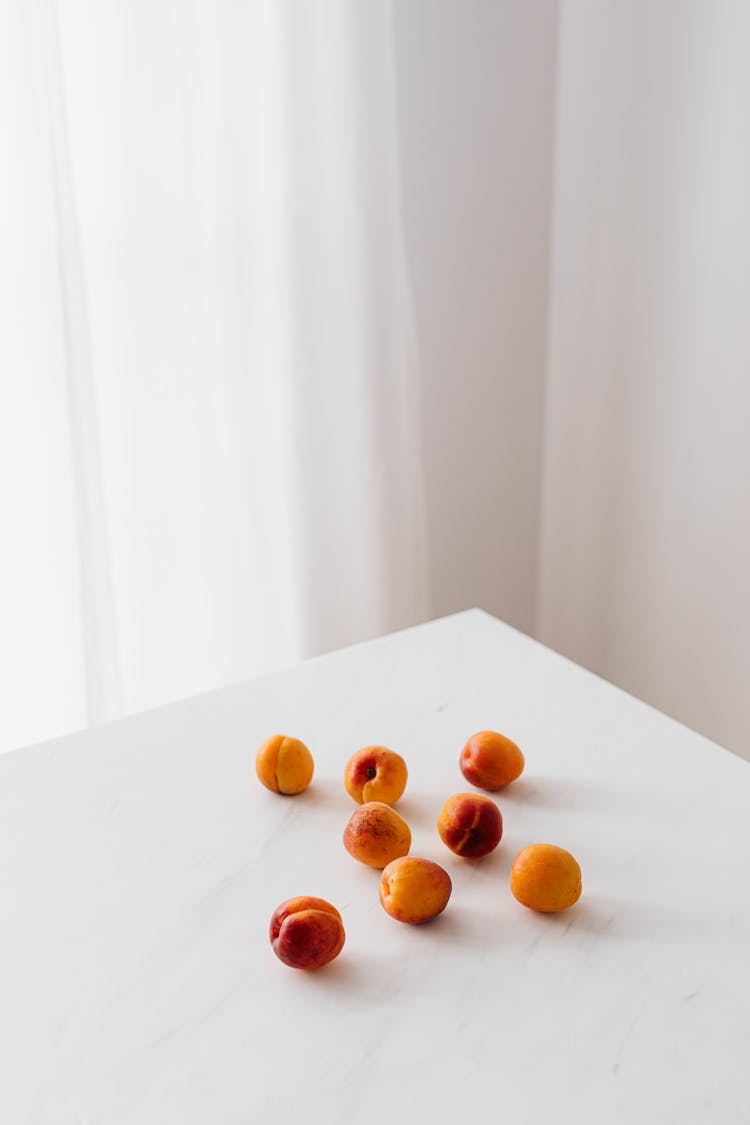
[1,0,429,752]
[42,0,122,725]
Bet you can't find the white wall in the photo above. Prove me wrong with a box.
[538,0,750,757]
[393,1,558,632]
[395,0,750,760]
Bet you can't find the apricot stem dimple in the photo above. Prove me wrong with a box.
[366,767,377,779]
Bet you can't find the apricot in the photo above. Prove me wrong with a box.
[460,730,524,790]
[437,792,503,858]
[510,844,582,912]
[344,745,408,806]
[256,734,314,795]
[269,896,345,969]
[343,801,411,868]
[379,857,452,924]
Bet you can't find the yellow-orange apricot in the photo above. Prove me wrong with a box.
[269,896,345,969]
[256,734,314,795]
[343,801,411,869]
[344,746,408,806]
[379,857,452,924]
[510,844,582,913]
[460,730,524,791]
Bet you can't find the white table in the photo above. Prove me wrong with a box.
[1,609,749,1123]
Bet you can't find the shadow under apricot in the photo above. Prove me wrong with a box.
[497,774,614,809]
[292,781,352,814]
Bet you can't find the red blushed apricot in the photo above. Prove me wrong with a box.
[437,792,503,858]
[269,897,345,969]
[256,734,314,795]
[510,844,582,913]
[343,802,411,868]
[379,857,452,924]
[460,730,524,791]
[344,746,408,806]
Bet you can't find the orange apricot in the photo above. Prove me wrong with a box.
[343,801,411,869]
[437,792,503,858]
[460,730,524,790]
[256,734,314,795]
[379,857,452,924]
[269,896,345,969]
[344,746,408,806]
[510,844,582,912]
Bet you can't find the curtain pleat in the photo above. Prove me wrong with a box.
[1,0,429,751]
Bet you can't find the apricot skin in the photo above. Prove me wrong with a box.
[344,746,408,806]
[460,730,524,791]
[256,734,314,795]
[269,897,345,969]
[437,792,503,858]
[510,844,582,913]
[342,801,411,869]
[379,857,452,924]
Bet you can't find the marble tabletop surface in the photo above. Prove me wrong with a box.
[1,609,749,1124]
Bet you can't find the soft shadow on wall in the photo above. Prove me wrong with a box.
[536,0,750,761]
[397,1,750,761]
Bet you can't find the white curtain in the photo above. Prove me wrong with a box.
[4,0,750,759]
[0,0,428,752]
